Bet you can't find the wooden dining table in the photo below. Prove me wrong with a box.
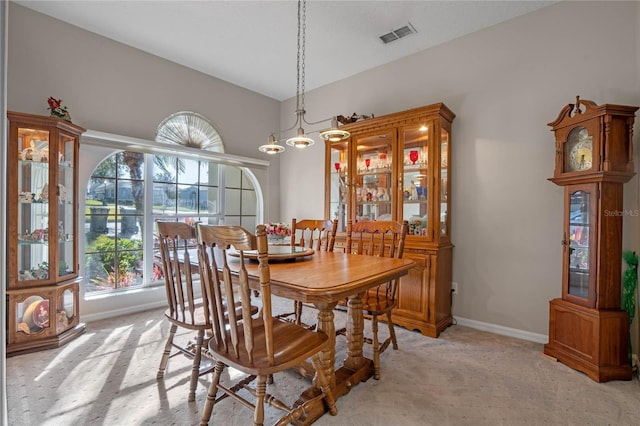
[221,248,415,425]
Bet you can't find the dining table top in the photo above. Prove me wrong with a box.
[220,249,415,304]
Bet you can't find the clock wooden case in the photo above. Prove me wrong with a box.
[6,111,86,355]
[544,97,637,382]
[325,103,455,338]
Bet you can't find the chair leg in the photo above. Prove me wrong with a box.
[254,375,268,426]
[372,315,381,380]
[294,300,303,325]
[200,361,224,426]
[157,323,177,379]
[309,353,338,416]
[188,330,205,402]
[386,310,398,350]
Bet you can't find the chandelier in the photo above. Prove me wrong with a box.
[259,0,350,155]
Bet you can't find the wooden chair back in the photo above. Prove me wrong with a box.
[156,220,208,328]
[196,224,338,424]
[156,220,212,401]
[291,218,337,252]
[346,220,409,305]
[285,218,337,326]
[345,220,408,380]
[197,224,272,365]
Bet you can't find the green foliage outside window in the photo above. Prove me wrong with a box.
[86,235,143,289]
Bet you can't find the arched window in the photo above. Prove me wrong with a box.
[83,112,262,295]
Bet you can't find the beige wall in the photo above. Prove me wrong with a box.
[5,2,640,344]
[279,0,640,341]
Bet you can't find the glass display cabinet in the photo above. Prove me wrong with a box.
[7,111,86,354]
[545,98,637,382]
[325,103,455,337]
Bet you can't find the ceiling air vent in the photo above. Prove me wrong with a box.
[379,23,417,44]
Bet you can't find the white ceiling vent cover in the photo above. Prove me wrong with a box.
[379,23,417,44]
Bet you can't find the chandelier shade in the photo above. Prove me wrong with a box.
[320,117,351,142]
[286,130,315,148]
[258,134,286,154]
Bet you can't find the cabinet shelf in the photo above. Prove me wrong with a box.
[357,170,391,176]
[18,159,72,169]
[18,240,49,245]
[18,159,49,167]
[357,201,392,206]
[569,267,589,273]
[403,165,428,171]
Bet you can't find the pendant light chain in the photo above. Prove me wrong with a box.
[301,0,306,113]
[296,0,307,113]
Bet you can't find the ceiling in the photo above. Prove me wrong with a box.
[15,0,556,101]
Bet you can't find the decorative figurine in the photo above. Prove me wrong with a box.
[47,96,72,121]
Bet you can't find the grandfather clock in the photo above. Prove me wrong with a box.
[544,97,637,382]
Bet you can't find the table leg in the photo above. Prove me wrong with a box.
[293,296,374,425]
[292,302,338,425]
[343,292,364,371]
[312,302,337,389]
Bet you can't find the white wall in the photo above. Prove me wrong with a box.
[279,0,640,339]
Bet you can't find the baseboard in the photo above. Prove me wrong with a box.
[82,300,167,324]
[82,304,549,344]
[454,316,548,344]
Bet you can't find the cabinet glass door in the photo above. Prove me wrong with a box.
[400,124,430,238]
[354,130,394,223]
[327,140,349,232]
[58,133,76,278]
[17,127,51,283]
[566,189,591,300]
[440,128,450,237]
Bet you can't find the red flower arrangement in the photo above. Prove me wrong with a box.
[265,222,291,239]
[47,97,72,121]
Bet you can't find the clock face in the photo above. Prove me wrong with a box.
[564,127,593,172]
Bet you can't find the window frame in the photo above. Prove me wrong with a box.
[81,130,268,299]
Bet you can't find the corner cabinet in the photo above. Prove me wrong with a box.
[325,103,455,337]
[6,111,86,355]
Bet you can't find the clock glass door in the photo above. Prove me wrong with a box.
[565,186,595,306]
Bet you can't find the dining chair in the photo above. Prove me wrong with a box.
[343,219,408,380]
[279,218,338,326]
[196,224,338,426]
[155,220,211,402]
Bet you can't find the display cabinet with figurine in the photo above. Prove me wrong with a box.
[325,103,455,337]
[6,111,86,354]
